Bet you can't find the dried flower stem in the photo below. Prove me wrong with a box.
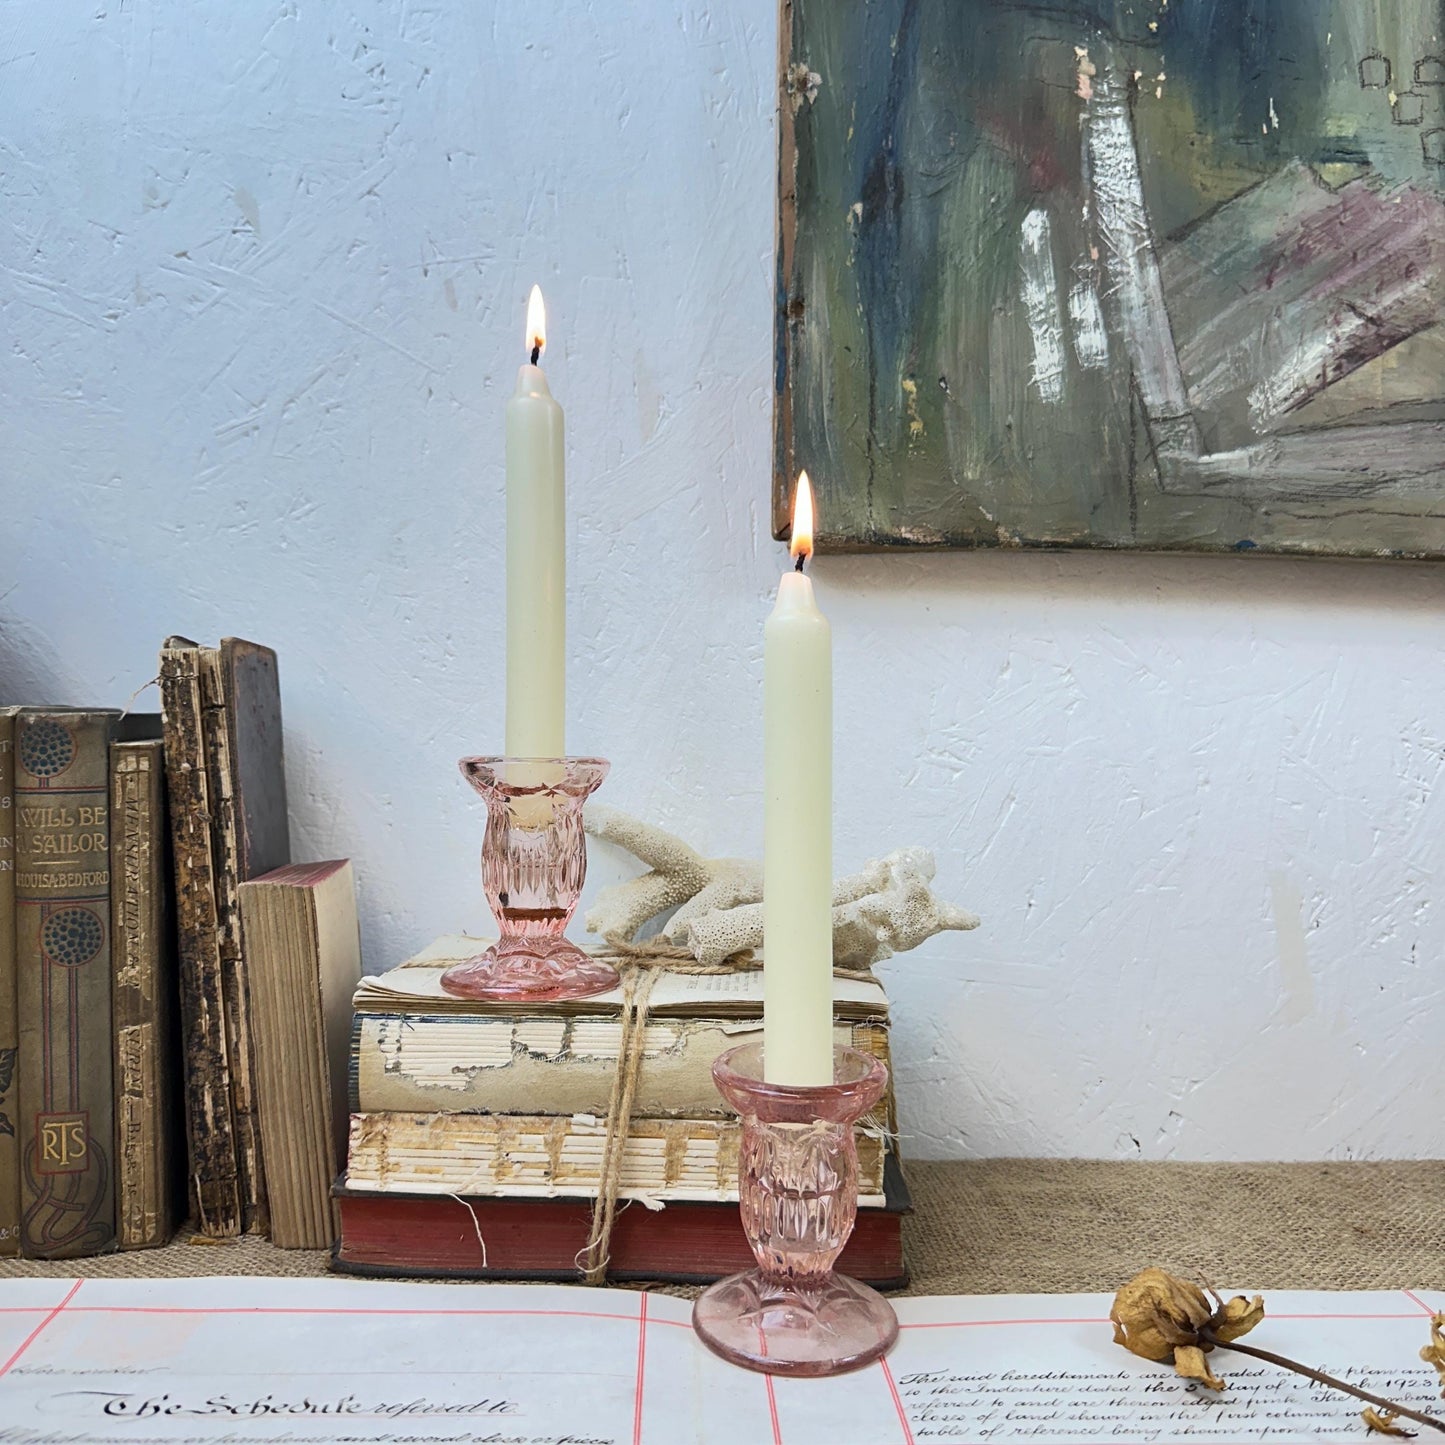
[1199,1329,1445,1436]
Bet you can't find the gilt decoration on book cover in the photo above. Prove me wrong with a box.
[777,0,1445,556]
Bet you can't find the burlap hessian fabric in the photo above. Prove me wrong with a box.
[1,1160,1440,1292]
[904,1160,1444,1293]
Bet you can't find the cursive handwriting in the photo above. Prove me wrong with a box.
[1,1431,611,1445]
[55,1389,521,1420]
[896,1362,1444,1441]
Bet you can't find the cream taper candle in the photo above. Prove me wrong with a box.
[505,284,565,758]
[763,471,834,1086]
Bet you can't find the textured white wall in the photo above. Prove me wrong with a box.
[2,2,1441,1161]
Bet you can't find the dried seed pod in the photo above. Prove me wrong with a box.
[1111,1267,1212,1363]
[1110,1268,1265,1389]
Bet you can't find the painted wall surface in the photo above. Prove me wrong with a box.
[2,1,1440,1160]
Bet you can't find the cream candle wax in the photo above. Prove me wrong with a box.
[504,285,566,758]
[762,472,835,1086]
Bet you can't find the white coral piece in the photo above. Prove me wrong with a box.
[583,805,760,948]
[584,808,979,968]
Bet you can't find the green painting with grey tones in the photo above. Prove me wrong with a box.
[778,0,1445,555]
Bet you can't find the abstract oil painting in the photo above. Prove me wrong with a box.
[776,0,1445,555]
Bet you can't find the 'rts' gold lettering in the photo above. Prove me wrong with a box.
[38,1114,89,1174]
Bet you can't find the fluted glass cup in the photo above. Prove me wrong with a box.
[691,1042,898,1375]
[440,756,619,1002]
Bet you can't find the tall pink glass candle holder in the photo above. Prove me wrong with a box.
[692,1042,898,1376]
[440,757,619,1003]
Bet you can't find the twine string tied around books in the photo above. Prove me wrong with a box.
[575,939,878,1285]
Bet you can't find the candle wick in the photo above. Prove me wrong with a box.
[529,344,541,367]
[794,552,806,573]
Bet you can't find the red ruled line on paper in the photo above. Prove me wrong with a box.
[764,1372,782,1445]
[879,1355,916,1445]
[898,1311,1426,1331]
[755,1325,782,1445]
[1404,1290,1438,1317]
[0,1279,83,1379]
[65,1305,642,1321]
[632,1293,648,1445]
[1269,1313,1429,1320]
[898,1317,1108,1330]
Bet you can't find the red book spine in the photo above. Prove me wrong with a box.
[334,1188,906,1287]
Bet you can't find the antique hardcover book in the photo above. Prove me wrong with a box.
[110,737,184,1250]
[161,635,289,1237]
[331,1151,911,1285]
[160,638,242,1236]
[343,1110,887,1204]
[14,708,120,1258]
[352,934,896,1131]
[199,639,291,1236]
[238,860,360,1250]
[0,707,22,1257]
[351,1012,890,1119]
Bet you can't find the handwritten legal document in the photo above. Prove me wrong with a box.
[0,1278,1440,1443]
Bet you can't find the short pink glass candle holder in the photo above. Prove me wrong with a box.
[691,1042,899,1376]
[440,756,619,1003]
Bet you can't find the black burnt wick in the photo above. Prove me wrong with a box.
[529,344,541,366]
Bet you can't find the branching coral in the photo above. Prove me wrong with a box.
[584,806,978,967]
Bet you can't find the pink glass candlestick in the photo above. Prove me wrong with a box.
[440,756,619,1003]
[692,1043,898,1376]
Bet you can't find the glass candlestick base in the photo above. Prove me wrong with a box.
[440,756,619,1003]
[691,1043,898,1376]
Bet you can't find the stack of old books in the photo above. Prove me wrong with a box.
[333,936,910,1284]
[0,636,358,1262]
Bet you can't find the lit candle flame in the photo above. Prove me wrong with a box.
[526,284,546,361]
[790,471,815,566]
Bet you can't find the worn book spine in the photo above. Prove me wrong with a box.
[14,709,119,1258]
[198,648,267,1235]
[240,859,358,1251]
[0,708,22,1256]
[344,1111,887,1205]
[350,1014,892,1121]
[159,640,242,1236]
[331,1151,911,1286]
[111,741,181,1249]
